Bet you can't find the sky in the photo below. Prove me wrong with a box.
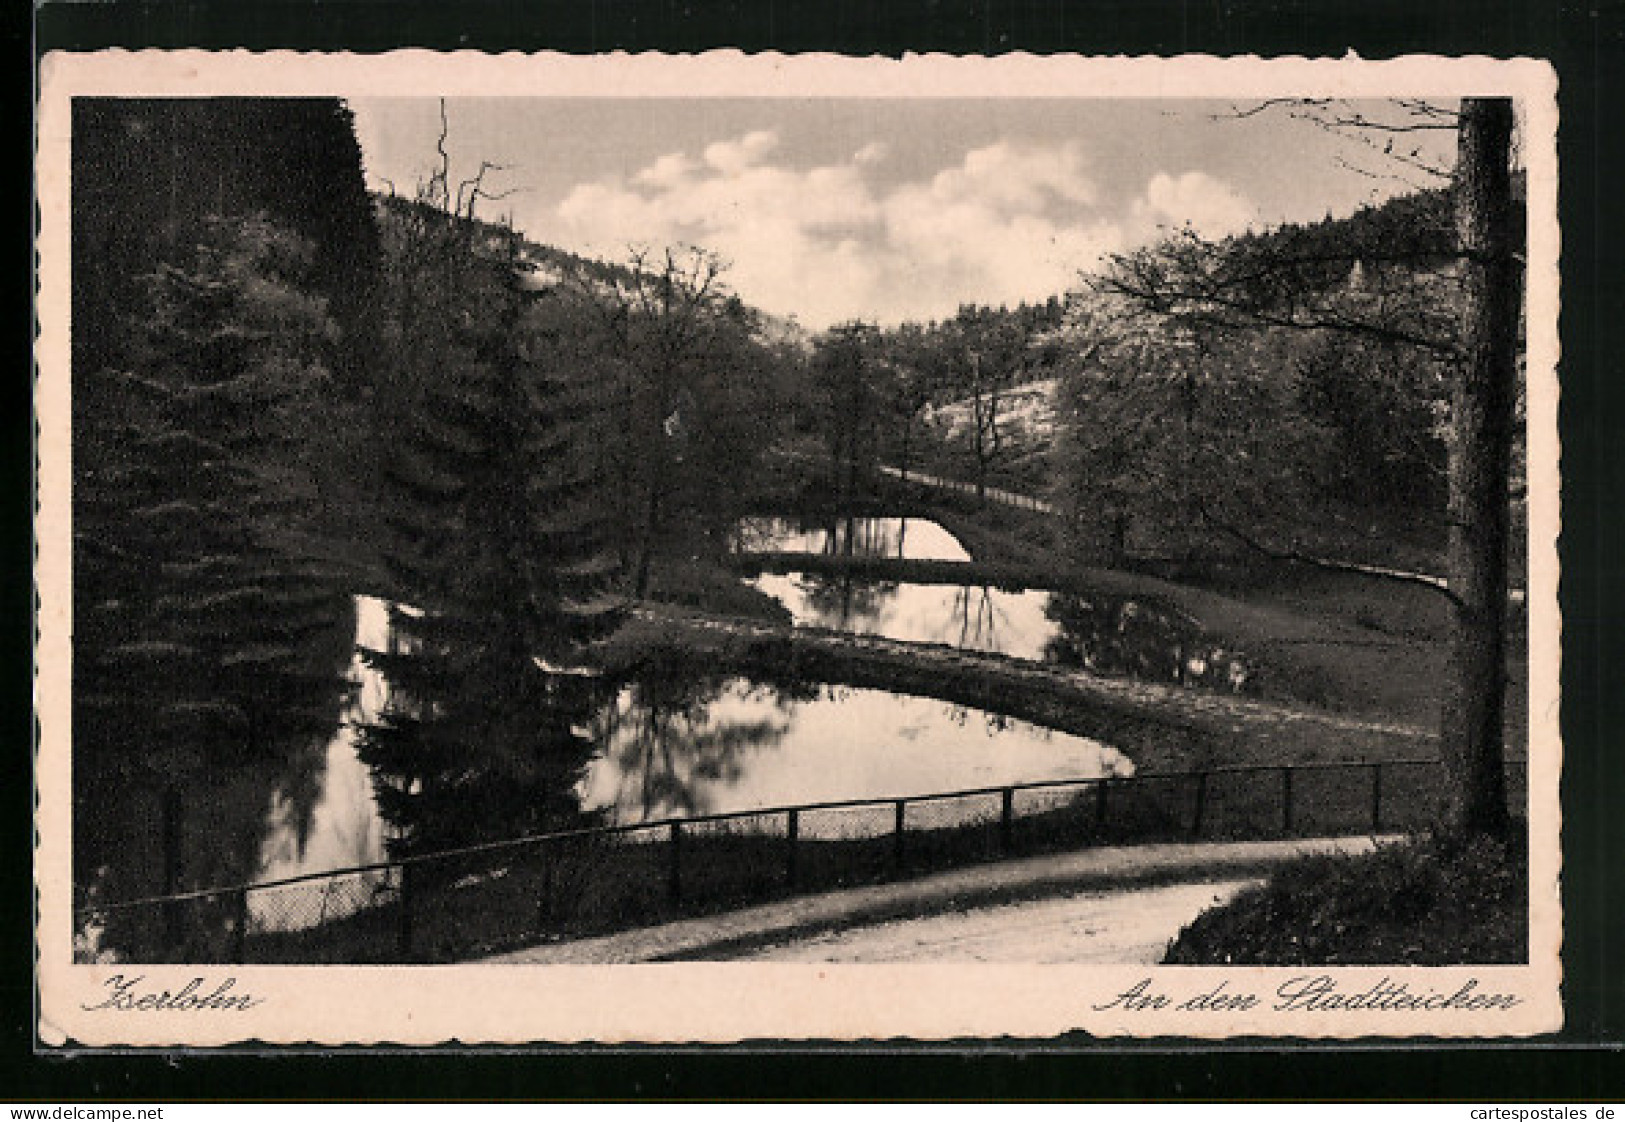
[350,98,1456,330]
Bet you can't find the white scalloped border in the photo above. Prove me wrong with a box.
[34,49,1562,1046]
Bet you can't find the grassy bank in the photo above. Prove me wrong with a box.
[1162,828,1528,965]
[644,554,791,624]
[868,480,1525,746]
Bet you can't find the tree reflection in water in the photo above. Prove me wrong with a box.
[587,654,817,822]
[74,593,356,963]
[792,570,901,632]
[734,515,970,562]
[358,607,608,859]
[1042,591,1253,692]
[253,596,399,894]
[794,572,1019,657]
[950,584,1002,651]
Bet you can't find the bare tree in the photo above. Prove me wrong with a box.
[1225,98,1460,187]
[950,308,1027,503]
[555,245,738,598]
[1086,97,1524,835]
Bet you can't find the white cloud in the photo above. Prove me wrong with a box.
[702,129,780,175]
[930,141,1098,213]
[631,152,699,189]
[1133,171,1257,238]
[554,131,1130,327]
[853,140,889,166]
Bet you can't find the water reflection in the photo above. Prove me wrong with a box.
[83,575,1249,950]
[356,600,605,860]
[735,516,970,561]
[250,596,393,929]
[74,592,356,961]
[752,573,1053,659]
[587,675,793,820]
[752,576,1255,693]
[1044,592,1252,692]
[580,676,1134,835]
[239,593,1139,863]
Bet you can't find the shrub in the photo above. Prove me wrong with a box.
[1163,829,1527,965]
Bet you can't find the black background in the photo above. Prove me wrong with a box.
[14,0,1625,1101]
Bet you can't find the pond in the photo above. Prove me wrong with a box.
[736,513,1253,691]
[580,677,1132,834]
[234,569,1248,891]
[748,573,1055,660]
[80,552,1251,952]
[735,515,970,562]
[218,594,1134,924]
[750,572,1254,692]
[248,595,394,930]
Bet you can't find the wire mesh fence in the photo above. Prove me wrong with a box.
[677,811,795,911]
[902,790,1004,871]
[800,801,895,840]
[1374,758,1452,828]
[794,802,900,889]
[77,756,1530,965]
[249,867,397,937]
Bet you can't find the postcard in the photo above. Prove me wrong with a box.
[35,49,1561,1045]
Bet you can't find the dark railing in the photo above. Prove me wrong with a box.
[75,756,1528,966]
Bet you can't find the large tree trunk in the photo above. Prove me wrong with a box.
[1442,97,1517,834]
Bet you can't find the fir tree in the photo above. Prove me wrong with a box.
[74,219,357,956]
[72,98,380,957]
[358,189,624,859]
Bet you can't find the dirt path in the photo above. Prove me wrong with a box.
[736,878,1259,964]
[483,835,1386,965]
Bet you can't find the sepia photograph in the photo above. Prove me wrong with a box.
[34,51,1561,1044]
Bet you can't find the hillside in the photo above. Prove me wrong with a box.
[924,376,1060,479]
[889,184,1474,495]
[373,192,810,351]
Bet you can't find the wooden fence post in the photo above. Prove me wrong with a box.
[1281,767,1295,835]
[397,862,415,962]
[1095,778,1110,830]
[1190,772,1209,839]
[786,809,799,889]
[999,788,1015,852]
[1370,763,1383,833]
[668,823,683,907]
[231,888,250,964]
[893,800,907,872]
[534,839,554,927]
